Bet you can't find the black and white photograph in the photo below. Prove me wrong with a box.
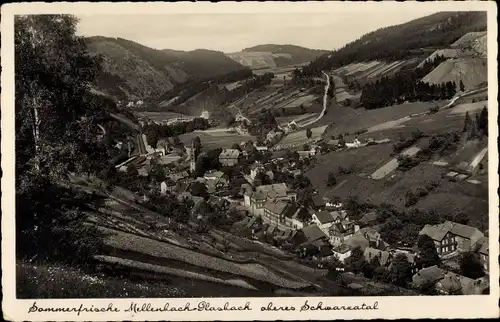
[1,1,498,321]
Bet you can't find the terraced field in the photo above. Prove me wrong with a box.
[99,227,312,290]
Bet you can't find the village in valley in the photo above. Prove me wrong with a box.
[15,10,491,299]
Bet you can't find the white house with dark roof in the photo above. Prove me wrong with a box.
[311,210,338,236]
[419,221,485,257]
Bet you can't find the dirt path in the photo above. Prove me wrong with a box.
[298,71,330,128]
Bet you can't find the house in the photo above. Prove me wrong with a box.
[262,201,308,230]
[311,195,326,210]
[292,224,329,246]
[208,196,229,211]
[256,146,268,152]
[476,236,489,272]
[358,227,389,250]
[412,265,444,289]
[435,271,471,295]
[344,233,370,251]
[177,192,204,208]
[331,244,352,263]
[244,183,292,216]
[311,210,336,234]
[331,210,349,223]
[328,221,355,246]
[419,221,485,256]
[297,149,316,159]
[364,247,392,267]
[204,170,225,181]
[167,171,190,183]
[219,149,241,166]
[206,179,228,194]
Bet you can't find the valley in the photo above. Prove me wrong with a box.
[15,10,491,301]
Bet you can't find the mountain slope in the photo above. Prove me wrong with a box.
[163,48,248,77]
[228,44,328,69]
[301,11,487,75]
[85,37,247,102]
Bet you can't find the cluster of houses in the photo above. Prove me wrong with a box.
[238,179,489,294]
[113,129,489,295]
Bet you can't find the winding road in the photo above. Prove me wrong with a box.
[297,71,330,128]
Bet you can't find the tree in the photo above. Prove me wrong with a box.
[303,143,310,151]
[346,246,365,274]
[15,15,108,267]
[478,106,488,136]
[463,111,472,133]
[231,143,242,151]
[326,172,337,186]
[400,223,421,246]
[459,252,485,279]
[194,136,202,151]
[459,80,465,92]
[306,128,312,139]
[389,253,412,287]
[417,234,441,269]
[190,181,208,198]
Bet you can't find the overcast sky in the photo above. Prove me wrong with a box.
[76,11,442,53]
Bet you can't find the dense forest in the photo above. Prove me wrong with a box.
[300,11,487,77]
[360,54,456,109]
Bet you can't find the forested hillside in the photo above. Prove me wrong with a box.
[85,37,247,102]
[228,44,328,69]
[301,11,487,76]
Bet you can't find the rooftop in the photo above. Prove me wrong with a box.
[263,200,289,215]
[248,183,288,200]
[419,221,484,243]
[300,224,328,243]
[314,210,335,225]
[412,265,444,287]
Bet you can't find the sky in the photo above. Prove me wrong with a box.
[76,11,442,53]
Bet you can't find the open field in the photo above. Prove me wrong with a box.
[277,113,317,126]
[179,130,255,151]
[276,125,328,148]
[324,101,448,139]
[448,100,488,115]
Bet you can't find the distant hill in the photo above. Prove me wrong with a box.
[227,44,328,69]
[301,11,487,76]
[85,36,248,102]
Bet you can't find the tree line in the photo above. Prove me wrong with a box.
[360,54,455,110]
[142,117,211,148]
